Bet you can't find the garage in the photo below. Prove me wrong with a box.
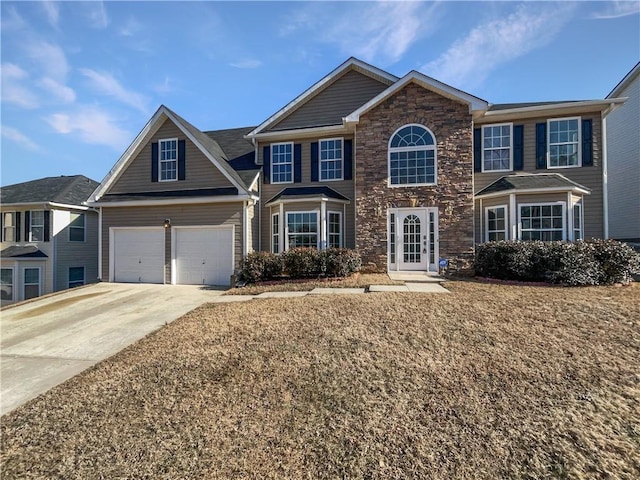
[112,228,165,283]
[173,226,234,286]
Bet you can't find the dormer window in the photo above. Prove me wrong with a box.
[388,124,437,186]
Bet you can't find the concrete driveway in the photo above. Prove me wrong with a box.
[1,282,223,416]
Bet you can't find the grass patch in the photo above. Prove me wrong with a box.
[1,281,639,479]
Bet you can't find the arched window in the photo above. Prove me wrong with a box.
[388,124,437,186]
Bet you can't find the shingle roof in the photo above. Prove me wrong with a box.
[99,187,238,202]
[487,101,585,111]
[1,246,48,258]
[205,126,260,187]
[475,173,590,197]
[0,175,99,205]
[265,186,350,205]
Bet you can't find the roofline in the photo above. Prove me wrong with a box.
[475,185,591,200]
[0,201,93,211]
[480,98,627,121]
[607,61,640,99]
[87,194,256,208]
[345,70,489,123]
[247,57,398,137]
[265,196,351,207]
[245,124,349,142]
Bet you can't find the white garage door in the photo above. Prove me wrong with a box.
[113,228,165,283]
[174,227,234,286]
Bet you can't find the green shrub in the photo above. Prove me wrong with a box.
[240,251,283,283]
[282,248,322,277]
[321,248,362,277]
[475,239,640,286]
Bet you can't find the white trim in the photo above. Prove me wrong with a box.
[250,125,349,143]
[98,207,103,280]
[319,137,344,181]
[518,201,567,241]
[387,207,438,272]
[478,198,482,246]
[1,201,91,211]
[327,210,343,248]
[89,195,254,208]
[158,137,179,182]
[1,211,16,242]
[22,266,41,300]
[28,210,45,242]
[476,185,591,200]
[509,194,517,240]
[567,192,574,241]
[482,98,627,121]
[387,124,438,187]
[247,58,398,137]
[573,201,584,241]
[602,110,609,238]
[547,116,582,169]
[109,226,165,282]
[320,201,327,249]
[270,141,294,184]
[285,210,320,250]
[68,266,85,289]
[68,212,86,242]
[278,203,284,250]
[1,266,16,303]
[271,212,280,253]
[265,196,350,207]
[242,200,249,258]
[481,123,513,173]
[484,205,508,242]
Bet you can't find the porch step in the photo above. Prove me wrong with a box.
[387,272,446,283]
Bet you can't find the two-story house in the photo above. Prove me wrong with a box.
[0,175,99,305]
[87,58,625,285]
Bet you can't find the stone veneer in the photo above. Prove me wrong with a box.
[355,83,475,274]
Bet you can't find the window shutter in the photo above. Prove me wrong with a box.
[151,142,159,182]
[513,125,524,170]
[44,210,51,242]
[582,119,593,166]
[535,123,547,169]
[0,213,3,241]
[24,211,30,241]
[473,128,481,172]
[15,212,21,242]
[311,142,319,182]
[178,139,186,180]
[294,143,302,183]
[344,139,353,180]
[263,146,271,184]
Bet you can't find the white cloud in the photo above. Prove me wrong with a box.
[86,0,109,28]
[38,77,76,103]
[79,68,148,113]
[230,59,263,69]
[0,5,27,31]
[153,76,173,95]
[423,3,575,88]
[42,1,60,28]
[591,1,640,19]
[1,126,40,151]
[25,40,69,81]
[1,63,39,109]
[45,106,130,149]
[119,16,141,37]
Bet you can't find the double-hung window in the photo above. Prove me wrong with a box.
[159,138,178,181]
[485,206,507,241]
[328,212,342,248]
[519,203,565,241]
[69,213,85,242]
[29,211,44,242]
[2,212,16,242]
[388,124,436,186]
[1,268,13,301]
[482,124,512,172]
[271,143,293,184]
[548,118,580,168]
[23,268,40,300]
[272,214,280,253]
[320,138,343,181]
[286,212,318,249]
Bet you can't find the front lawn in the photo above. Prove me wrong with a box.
[1,281,639,479]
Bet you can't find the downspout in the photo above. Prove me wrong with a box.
[98,207,103,280]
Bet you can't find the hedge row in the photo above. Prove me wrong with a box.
[475,239,640,286]
[240,248,362,283]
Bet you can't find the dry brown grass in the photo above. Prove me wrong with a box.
[226,272,402,295]
[2,281,639,479]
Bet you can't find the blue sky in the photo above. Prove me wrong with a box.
[1,1,639,187]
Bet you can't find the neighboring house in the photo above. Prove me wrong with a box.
[606,61,640,242]
[87,58,626,285]
[0,175,100,305]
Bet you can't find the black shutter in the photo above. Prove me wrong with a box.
[473,128,481,172]
[344,139,353,180]
[513,125,524,171]
[311,142,319,182]
[535,123,547,169]
[294,143,302,183]
[263,146,271,184]
[0,212,3,241]
[15,212,21,242]
[24,211,30,241]
[151,142,159,182]
[582,119,593,166]
[178,139,186,180]
[44,210,51,242]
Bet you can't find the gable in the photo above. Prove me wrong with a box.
[107,118,236,195]
[267,69,393,132]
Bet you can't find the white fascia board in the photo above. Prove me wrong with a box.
[247,124,349,142]
[345,71,489,123]
[247,58,398,138]
[48,202,93,211]
[475,186,591,200]
[265,196,350,207]
[0,201,89,210]
[88,195,253,208]
[481,98,628,122]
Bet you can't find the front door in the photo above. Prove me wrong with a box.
[388,208,438,272]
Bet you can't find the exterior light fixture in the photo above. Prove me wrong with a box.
[164,219,171,228]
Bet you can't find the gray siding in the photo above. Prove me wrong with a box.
[268,70,390,131]
[474,112,605,240]
[108,119,235,194]
[101,202,244,281]
[55,210,99,290]
[258,136,355,251]
[607,72,640,240]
